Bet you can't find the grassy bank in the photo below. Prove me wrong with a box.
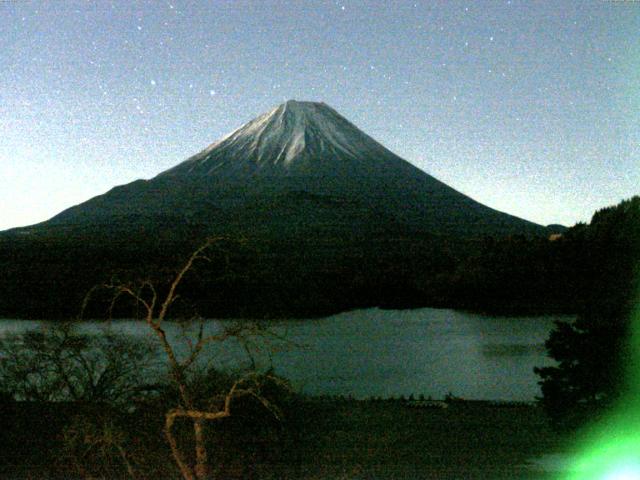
[0,397,565,479]
[265,399,564,479]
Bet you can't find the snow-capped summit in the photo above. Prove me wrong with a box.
[159,100,407,178]
[41,99,546,240]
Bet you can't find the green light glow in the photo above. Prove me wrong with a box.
[604,464,640,480]
[563,299,640,480]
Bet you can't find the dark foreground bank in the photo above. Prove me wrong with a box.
[0,397,563,480]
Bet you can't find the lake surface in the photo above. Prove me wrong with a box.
[0,308,572,401]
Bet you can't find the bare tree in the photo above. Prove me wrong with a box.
[84,237,286,480]
[0,323,166,479]
[0,322,158,404]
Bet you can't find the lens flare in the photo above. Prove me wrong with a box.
[563,299,640,480]
[603,464,640,480]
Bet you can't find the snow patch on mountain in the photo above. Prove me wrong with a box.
[160,100,404,178]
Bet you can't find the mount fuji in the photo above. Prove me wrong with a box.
[1,100,550,318]
[39,100,543,237]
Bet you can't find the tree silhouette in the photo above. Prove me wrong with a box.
[84,237,288,480]
[535,197,640,428]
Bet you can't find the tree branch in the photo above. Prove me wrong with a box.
[158,237,226,322]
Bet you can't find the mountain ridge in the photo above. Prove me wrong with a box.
[33,100,545,238]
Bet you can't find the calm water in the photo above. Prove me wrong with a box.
[0,308,571,401]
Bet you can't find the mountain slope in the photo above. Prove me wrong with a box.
[42,100,543,238]
[1,100,550,319]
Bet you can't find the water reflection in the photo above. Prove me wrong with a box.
[0,308,571,401]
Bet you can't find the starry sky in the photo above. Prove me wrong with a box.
[1,0,638,231]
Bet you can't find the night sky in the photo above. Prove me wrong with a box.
[2,0,638,231]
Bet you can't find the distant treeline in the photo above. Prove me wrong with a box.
[0,196,637,320]
[453,196,638,317]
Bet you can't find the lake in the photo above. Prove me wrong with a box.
[0,307,572,401]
